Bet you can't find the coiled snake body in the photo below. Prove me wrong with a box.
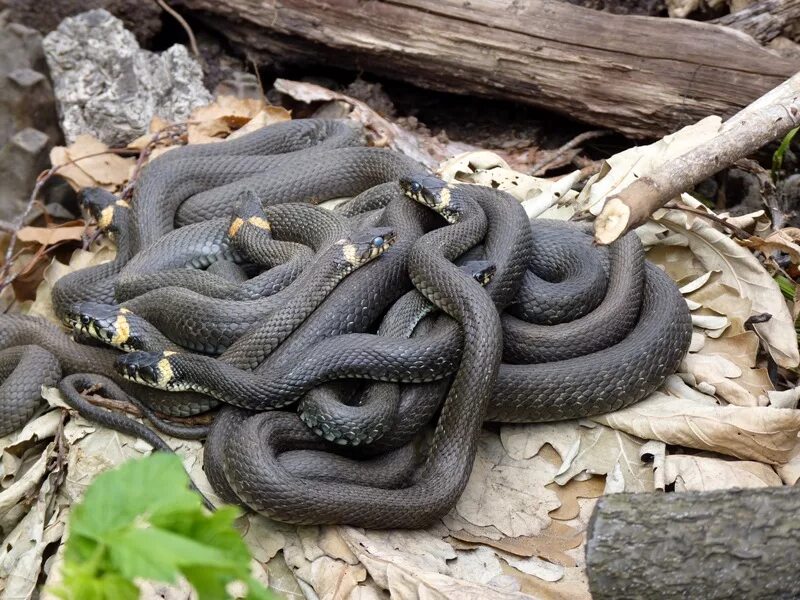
[0,118,692,527]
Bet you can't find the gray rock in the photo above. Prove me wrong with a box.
[42,9,212,147]
[0,21,61,148]
[6,0,163,47]
[0,19,62,221]
[0,128,51,221]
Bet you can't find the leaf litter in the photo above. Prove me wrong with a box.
[2,85,799,600]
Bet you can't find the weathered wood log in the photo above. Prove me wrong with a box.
[174,0,800,139]
[586,487,800,599]
[713,0,800,44]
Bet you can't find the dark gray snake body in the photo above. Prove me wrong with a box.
[0,118,692,529]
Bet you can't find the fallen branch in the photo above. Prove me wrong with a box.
[175,0,800,139]
[712,0,800,44]
[594,70,800,245]
[586,487,800,599]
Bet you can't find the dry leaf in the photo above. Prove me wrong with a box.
[227,107,292,140]
[553,424,653,492]
[681,353,761,406]
[438,151,580,217]
[742,227,800,263]
[769,387,800,409]
[546,477,605,521]
[274,78,437,169]
[24,238,116,325]
[16,225,85,247]
[775,441,800,484]
[662,454,783,491]
[591,392,800,463]
[658,208,799,368]
[500,421,582,464]
[49,134,135,191]
[685,278,752,337]
[575,116,722,215]
[449,521,582,568]
[455,432,561,538]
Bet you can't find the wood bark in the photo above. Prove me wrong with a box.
[713,0,800,44]
[586,487,800,599]
[594,70,800,244]
[174,0,800,139]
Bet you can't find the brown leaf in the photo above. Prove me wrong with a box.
[742,227,800,263]
[500,561,591,600]
[16,225,85,247]
[546,477,605,521]
[227,107,292,140]
[50,135,135,191]
[190,95,267,123]
[448,521,582,567]
[591,392,800,464]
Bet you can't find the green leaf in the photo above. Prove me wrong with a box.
[53,564,139,600]
[70,453,201,541]
[110,526,236,581]
[61,453,275,600]
[772,126,799,183]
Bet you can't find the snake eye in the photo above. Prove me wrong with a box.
[372,236,384,247]
[80,315,91,326]
[410,181,422,193]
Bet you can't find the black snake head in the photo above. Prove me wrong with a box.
[334,226,396,275]
[115,351,183,391]
[228,190,272,239]
[65,302,151,352]
[459,260,496,287]
[399,175,463,224]
[80,188,129,232]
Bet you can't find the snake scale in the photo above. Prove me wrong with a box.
[0,118,692,528]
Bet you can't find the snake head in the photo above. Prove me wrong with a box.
[334,227,396,275]
[80,188,129,232]
[228,190,272,240]
[65,302,153,352]
[399,175,463,223]
[459,260,496,287]
[115,351,184,391]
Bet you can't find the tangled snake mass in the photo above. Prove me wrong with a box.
[0,119,692,528]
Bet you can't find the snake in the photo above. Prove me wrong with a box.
[0,117,693,529]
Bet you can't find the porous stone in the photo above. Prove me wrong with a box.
[0,18,62,220]
[42,9,212,146]
[5,0,163,46]
[0,128,51,221]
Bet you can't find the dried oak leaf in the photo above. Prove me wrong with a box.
[591,391,800,463]
[658,208,799,369]
[553,424,654,492]
[662,454,783,491]
[448,521,583,568]
[546,476,605,521]
[454,431,561,538]
[49,134,135,191]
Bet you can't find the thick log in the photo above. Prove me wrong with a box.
[585,487,800,599]
[174,0,800,139]
[713,0,800,44]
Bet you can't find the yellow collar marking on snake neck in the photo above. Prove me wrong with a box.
[228,217,244,238]
[438,186,452,210]
[98,205,115,230]
[247,216,271,231]
[115,200,130,209]
[341,242,360,267]
[111,314,131,347]
[157,351,177,386]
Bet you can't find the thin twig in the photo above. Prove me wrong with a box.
[155,0,200,56]
[663,204,756,241]
[119,123,187,201]
[0,148,143,294]
[531,130,612,176]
